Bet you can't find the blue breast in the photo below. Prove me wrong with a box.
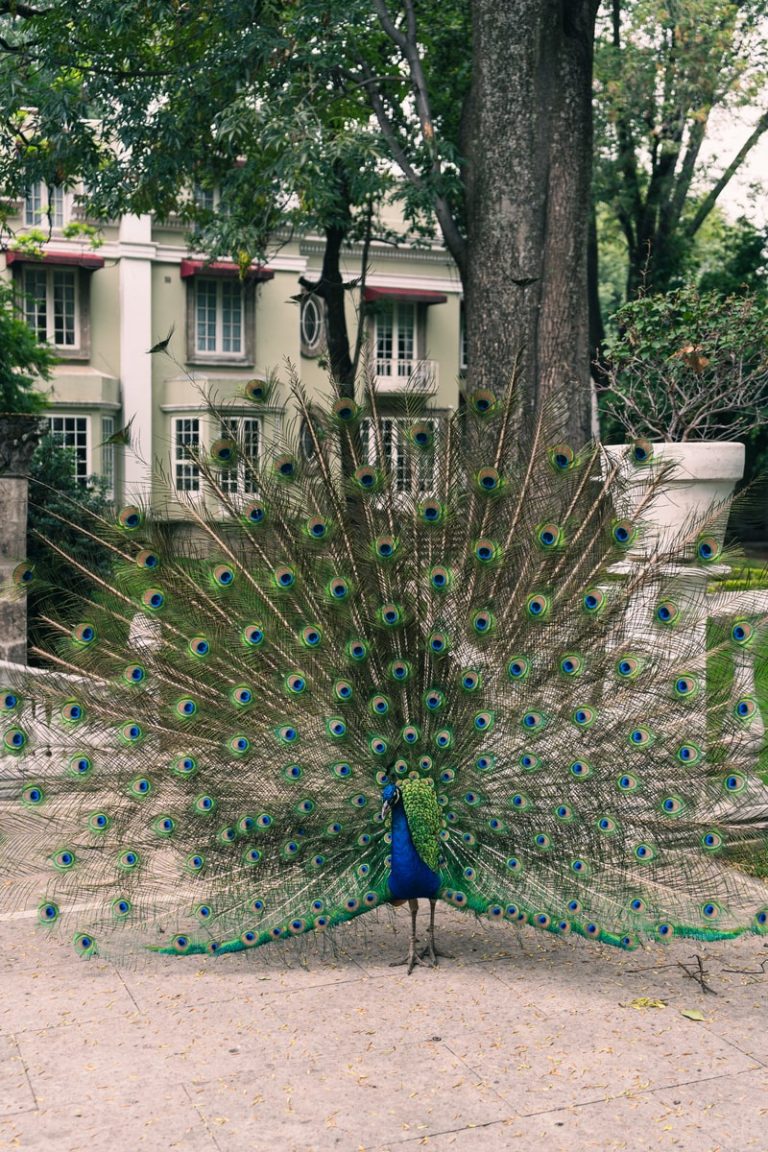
[388,803,440,900]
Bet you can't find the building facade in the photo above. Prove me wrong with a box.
[3,187,464,513]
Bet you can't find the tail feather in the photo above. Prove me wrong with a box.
[2,372,767,961]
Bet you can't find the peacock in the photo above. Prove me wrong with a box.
[2,371,768,973]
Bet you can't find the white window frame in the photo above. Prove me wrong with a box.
[24,182,70,229]
[359,416,435,495]
[195,278,243,356]
[375,301,417,381]
[218,415,261,496]
[174,417,201,493]
[193,184,217,213]
[300,293,325,357]
[48,415,90,483]
[101,416,115,499]
[23,266,80,349]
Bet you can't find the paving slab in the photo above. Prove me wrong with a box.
[0,1087,216,1152]
[445,1002,759,1115]
[0,1033,36,1119]
[3,904,768,1152]
[184,1038,510,1151]
[0,958,136,1036]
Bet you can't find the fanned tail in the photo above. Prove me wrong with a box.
[1,370,767,961]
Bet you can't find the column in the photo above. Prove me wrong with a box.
[118,214,154,500]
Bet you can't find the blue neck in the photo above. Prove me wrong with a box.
[388,802,440,901]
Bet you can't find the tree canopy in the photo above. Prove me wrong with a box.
[1,1,766,438]
[0,280,52,415]
[594,0,768,301]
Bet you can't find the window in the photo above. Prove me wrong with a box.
[23,267,78,348]
[174,418,200,492]
[219,416,261,495]
[300,294,325,357]
[193,185,216,213]
[360,417,435,494]
[24,183,66,228]
[375,302,416,380]
[195,279,243,355]
[101,416,115,499]
[48,416,89,483]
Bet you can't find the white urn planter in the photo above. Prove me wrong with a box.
[603,441,745,558]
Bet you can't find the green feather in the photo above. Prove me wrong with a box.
[400,777,441,872]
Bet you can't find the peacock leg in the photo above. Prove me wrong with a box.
[420,898,455,966]
[389,898,426,974]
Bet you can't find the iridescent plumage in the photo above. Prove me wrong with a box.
[1,374,767,965]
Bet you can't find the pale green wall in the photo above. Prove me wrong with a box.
[4,204,464,511]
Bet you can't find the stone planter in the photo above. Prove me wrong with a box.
[603,441,745,558]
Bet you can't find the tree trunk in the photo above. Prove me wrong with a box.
[312,222,355,398]
[462,0,598,445]
[587,202,606,383]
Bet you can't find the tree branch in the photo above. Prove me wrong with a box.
[360,61,422,186]
[0,1,50,15]
[352,197,374,380]
[370,0,466,271]
[667,115,707,230]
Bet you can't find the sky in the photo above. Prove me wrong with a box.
[705,106,768,224]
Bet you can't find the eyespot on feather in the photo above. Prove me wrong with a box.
[244,377,273,403]
[631,438,653,465]
[548,443,575,471]
[117,506,143,530]
[409,421,434,449]
[141,587,166,610]
[212,565,235,589]
[242,500,267,526]
[526,594,550,620]
[419,499,445,525]
[352,464,382,492]
[305,515,331,541]
[475,465,502,493]
[696,535,721,563]
[209,438,238,467]
[373,535,398,560]
[429,564,453,591]
[468,388,497,417]
[273,453,298,480]
[332,397,361,423]
[72,622,97,646]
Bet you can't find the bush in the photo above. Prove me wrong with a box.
[599,286,768,442]
[26,433,113,660]
[0,280,53,415]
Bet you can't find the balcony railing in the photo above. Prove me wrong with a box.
[375,359,438,393]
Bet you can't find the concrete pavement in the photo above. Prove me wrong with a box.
[2,904,768,1151]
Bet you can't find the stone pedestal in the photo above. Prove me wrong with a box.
[0,415,42,666]
[0,476,29,664]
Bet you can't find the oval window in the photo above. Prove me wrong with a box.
[300,294,325,356]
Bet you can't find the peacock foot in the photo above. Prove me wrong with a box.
[419,932,455,967]
[390,936,431,974]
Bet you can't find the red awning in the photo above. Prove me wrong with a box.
[5,249,104,271]
[363,286,447,305]
[180,259,274,282]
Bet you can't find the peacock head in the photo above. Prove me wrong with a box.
[381,781,401,820]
